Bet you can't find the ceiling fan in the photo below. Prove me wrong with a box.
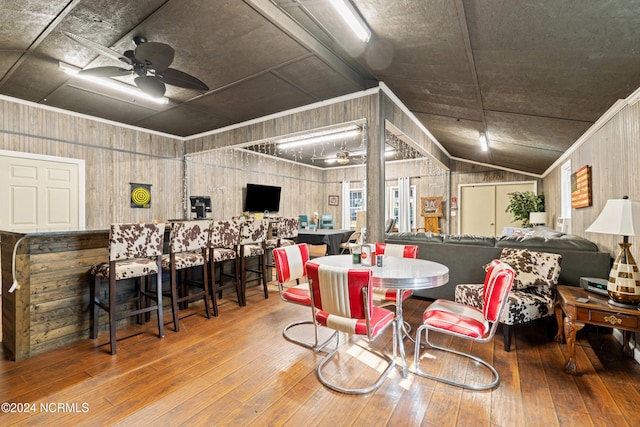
[63,32,209,98]
[336,150,351,165]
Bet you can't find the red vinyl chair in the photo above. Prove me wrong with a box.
[413,260,515,390]
[307,261,397,394]
[373,243,418,306]
[273,243,336,351]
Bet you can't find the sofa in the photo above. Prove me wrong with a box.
[385,227,611,301]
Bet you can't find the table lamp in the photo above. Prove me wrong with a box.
[585,196,640,307]
[529,212,547,227]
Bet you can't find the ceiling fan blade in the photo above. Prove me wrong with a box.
[63,32,132,65]
[78,66,131,78]
[134,76,166,98]
[157,68,209,91]
[134,42,174,72]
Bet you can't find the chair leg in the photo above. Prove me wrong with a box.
[234,257,242,306]
[90,276,99,339]
[261,254,269,299]
[108,273,117,355]
[155,266,165,339]
[240,256,248,306]
[503,324,513,352]
[413,326,500,390]
[201,261,212,320]
[170,265,180,332]
[207,259,219,317]
[316,322,397,394]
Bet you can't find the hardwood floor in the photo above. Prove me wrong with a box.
[1,284,639,426]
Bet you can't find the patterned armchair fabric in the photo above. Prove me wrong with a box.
[455,248,562,351]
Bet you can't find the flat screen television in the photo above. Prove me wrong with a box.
[190,196,212,219]
[243,183,281,213]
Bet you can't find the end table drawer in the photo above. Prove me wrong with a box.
[585,308,639,329]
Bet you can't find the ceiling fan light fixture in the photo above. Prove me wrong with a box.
[328,0,372,42]
[336,150,351,165]
[59,61,169,105]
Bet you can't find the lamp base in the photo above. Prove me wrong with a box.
[607,299,640,309]
[607,242,640,305]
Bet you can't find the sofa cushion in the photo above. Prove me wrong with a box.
[443,234,496,247]
[496,248,562,292]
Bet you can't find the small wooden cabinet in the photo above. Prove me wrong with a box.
[423,216,440,233]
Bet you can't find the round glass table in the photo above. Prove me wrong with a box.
[310,254,449,377]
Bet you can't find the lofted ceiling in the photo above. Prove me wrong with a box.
[1,0,639,174]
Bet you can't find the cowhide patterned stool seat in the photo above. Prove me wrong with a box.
[209,219,242,313]
[161,220,212,332]
[90,223,166,355]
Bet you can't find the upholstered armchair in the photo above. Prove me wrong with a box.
[454,248,562,351]
[319,214,333,229]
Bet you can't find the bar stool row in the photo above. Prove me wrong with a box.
[89,217,299,354]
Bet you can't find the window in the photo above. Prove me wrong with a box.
[561,160,572,218]
[388,185,417,229]
[349,188,365,224]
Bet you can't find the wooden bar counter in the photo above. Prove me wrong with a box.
[1,228,109,361]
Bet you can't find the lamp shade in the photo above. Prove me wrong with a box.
[529,212,546,225]
[585,198,640,236]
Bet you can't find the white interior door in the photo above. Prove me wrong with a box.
[460,182,536,236]
[0,154,82,231]
[460,185,495,235]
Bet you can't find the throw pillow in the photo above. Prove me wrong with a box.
[497,248,562,291]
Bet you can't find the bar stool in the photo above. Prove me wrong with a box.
[161,220,212,332]
[238,219,269,305]
[209,219,242,312]
[89,222,165,355]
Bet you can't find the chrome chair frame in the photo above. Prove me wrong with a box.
[273,244,336,351]
[413,261,514,390]
[308,262,397,394]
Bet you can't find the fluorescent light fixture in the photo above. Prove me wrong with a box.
[328,0,372,42]
[59,61,169,105]
[479,133,488,152]
[277,125,361,150]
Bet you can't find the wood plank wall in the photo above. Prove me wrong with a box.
[184,92,454,236]
[0,99,184,228]
[543,99,640,358]
[543,100,640,257]
[1,92,541,236]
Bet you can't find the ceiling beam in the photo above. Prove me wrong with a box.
[244,0,367,89]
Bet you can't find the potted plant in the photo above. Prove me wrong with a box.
[506,191,545,227]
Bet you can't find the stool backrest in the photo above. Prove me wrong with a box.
[169,220,211,253]
[210,219,241,249]
[109,223,165,261]
[239,219,268,245]
[278,217,300,239]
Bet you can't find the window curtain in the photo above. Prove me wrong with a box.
[341,180,350,229]
[397,177,411,232]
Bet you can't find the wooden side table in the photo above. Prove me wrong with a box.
[555,285,640,374]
